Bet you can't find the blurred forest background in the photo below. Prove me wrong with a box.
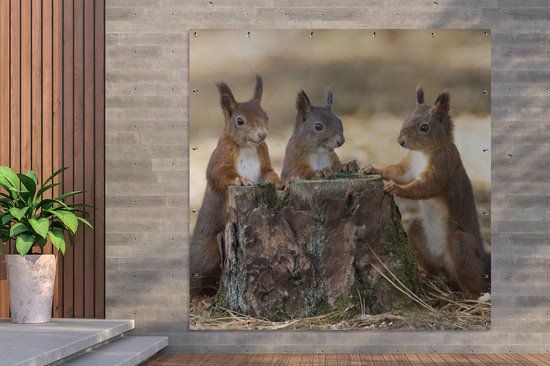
[189,29,491,243]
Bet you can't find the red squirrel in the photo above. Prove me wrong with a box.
[190,75,283,297]
[362,86,490,299]
[281,89,358,180]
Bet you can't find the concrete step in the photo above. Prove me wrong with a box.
[62,336,168,366]
[0,319,135,366]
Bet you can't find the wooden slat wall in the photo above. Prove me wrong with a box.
[0,0,10,316]
[0,0,105,319]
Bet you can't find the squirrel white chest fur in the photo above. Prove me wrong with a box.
[308,152,332,171]
[237,146,261,184]
[409,151,448,260]
[409,151,429,180]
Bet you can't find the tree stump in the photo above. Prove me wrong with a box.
[220,175,419,320]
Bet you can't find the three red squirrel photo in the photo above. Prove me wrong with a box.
[189,29,491,331]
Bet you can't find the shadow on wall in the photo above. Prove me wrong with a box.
[427,3,545,186]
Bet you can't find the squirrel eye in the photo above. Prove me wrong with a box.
[420,123,429,132]
[314,122,324,131]
[236,116,245,126]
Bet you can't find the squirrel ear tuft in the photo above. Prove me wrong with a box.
[433,90,450,116]
[416,85,424,106]
[325,88,333,109]
[252,75,263,104]
[217,82,237,118]
[296,90,312,120]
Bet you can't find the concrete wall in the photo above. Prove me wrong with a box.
[105,0,550,353]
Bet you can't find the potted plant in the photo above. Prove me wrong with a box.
[0,166,92,323]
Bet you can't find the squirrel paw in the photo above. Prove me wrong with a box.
[264,174,285,190]
[340,160,359,173]
[283,176,299,190]
[360,164,381,176]
[383,180,401,195]
[234,176,255,186]
[315,168,333,179]
[271,178,285,190]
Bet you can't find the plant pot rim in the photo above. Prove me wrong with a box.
[5,253,58,262]
[6,253,57,257]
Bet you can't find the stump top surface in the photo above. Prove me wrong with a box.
[292,174,382,184]
[227,174,382,194]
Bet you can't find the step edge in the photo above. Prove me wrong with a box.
[14,319,135,366]
[62,336,169,366]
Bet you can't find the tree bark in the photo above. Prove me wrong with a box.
[220,175,419,320]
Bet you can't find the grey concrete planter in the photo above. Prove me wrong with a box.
[5,254,56,323]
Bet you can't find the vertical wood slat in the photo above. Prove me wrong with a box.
[94,0,105,318]
[83,0,95,318]
[7,0,21,280]
[0,1,10,164]
[20,0,31,173]
[0,0,11,318]
[41,0,52,255]
[52,0,63,319]
[62,0,74,318]
[10,0,20,174]
[72,0,84,319]
[6,0,21,296]
[0,0,105,319]
[31,0,41,178]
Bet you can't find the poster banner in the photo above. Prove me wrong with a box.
[189,29,491,331]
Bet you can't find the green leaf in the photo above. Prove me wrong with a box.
[25,170,37,185]
[35,199,56,211]
[43,167,68,187]
[29,217,50,239]
[70,209,89,217]
[48,229,66,255]
[50,220,65,229]
[0,197,14,209]
[18,172,37,198]
[36,182,60,198]
[0,166,19,190]
[15,234,35,256]
[0,183,14,196]
[0,228,9,242]
[9,206,29,221]
[48,210,78,234]
[67,230,75,246]
[66,203,94,209]
[36,236,47,249]
[77,216,93,229]
[10,222,29,237]
[55,190,84,201]
[1,213,13,225]
[36,198,71,211]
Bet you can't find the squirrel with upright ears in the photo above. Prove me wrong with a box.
[362,86,490,299]
[190,75,283,298]
[281,89,358,180]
